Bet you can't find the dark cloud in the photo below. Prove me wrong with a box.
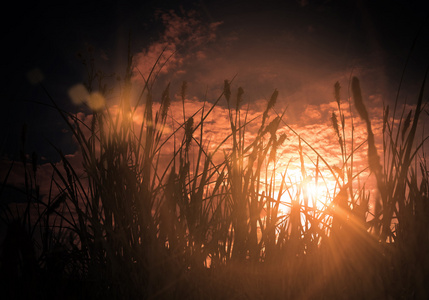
[2,0,429,163]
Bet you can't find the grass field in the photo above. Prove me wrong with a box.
[1,49,429,299]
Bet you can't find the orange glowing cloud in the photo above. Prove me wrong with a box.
[132,10,222,84]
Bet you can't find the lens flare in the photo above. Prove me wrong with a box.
[68,84,105,111]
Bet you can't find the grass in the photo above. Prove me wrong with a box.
[1,47,429,299]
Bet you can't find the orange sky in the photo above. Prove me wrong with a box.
[2,1,429,219]
[3,1,429,161]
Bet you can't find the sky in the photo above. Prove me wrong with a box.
[2,0,429,199]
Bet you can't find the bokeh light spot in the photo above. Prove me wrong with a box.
[68,84,89,105]
[26,68,44,85]
[68,84,105,111]
[88,92,105,111]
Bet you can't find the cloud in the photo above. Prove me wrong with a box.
[8,6,422,218]
[300,105,323,122]
[132,10,223,84]
[126,5,397,136]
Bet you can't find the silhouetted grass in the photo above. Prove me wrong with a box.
[1,47,429,299]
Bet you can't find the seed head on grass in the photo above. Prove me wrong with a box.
[331,112,340,138]
[160,83,171,121]
[224,80,231,105]
[352,77,369,122]
[268,89,278,111]
[331,111,344,153]
[185,117,194,151]
[263,116,281,137]
[269,132,287,164]
[262,89,278,127]
[334,81,341,106]
[352,77,382,174]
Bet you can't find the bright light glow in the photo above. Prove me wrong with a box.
[305,180,333,211]
[68,84,105,111]
[87,92,105,111]
[68,84,89,105]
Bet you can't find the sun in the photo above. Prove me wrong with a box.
[304,180,333,212]
[274,167,337,221]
